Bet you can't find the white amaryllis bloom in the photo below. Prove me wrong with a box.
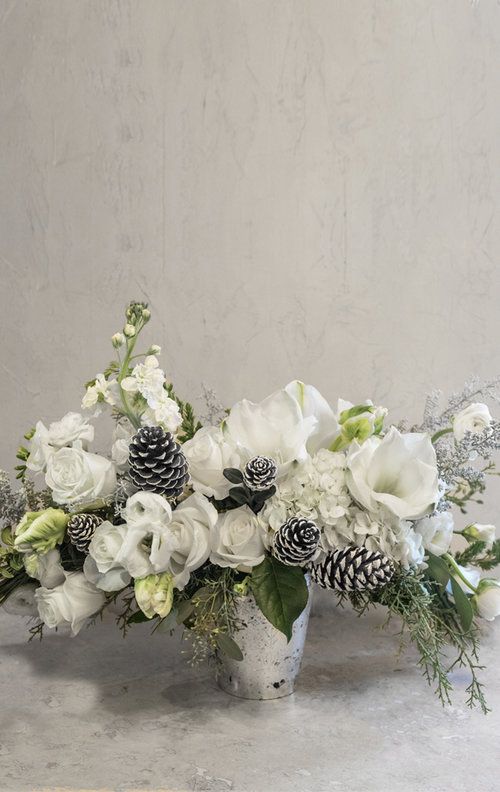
[183,426,241,500]
[223,388,316,477]
[453,403,493,442]
[82,373,119,413]
[474,580,500,621]
[284,380,339,453]
[414,511,454,557]
[1,585,39,617]
[345,427,439,520]
[121,355,165,403]
[84,521,133,592]
[35,572,106,635]
[45,447,117,506]
[210,506,267,571]
[24,548,65,589]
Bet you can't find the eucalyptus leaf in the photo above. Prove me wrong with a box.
[250,557,309,642]
[216,633,244,661]
[450,576,474,632]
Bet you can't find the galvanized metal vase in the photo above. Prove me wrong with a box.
[216,579,312,700]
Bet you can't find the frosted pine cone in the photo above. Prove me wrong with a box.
[129,426,189,499]
[242,456,277,491]
[67,514,103,553]
[273,516,320,566]
[309,546,394,592]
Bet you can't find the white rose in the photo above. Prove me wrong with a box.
[474,580,500,621]
[210,506,267,571]
[453,403,493,442]
[224,388,316,476]
[346,426,439,520]
[183,426,241,500]
[414,511,454,557]
[161,493,217,589]
[35,572,106,635]
[24,548,66,588]
[1,585,39,617]
[45,447,117,506]
[85,521,134,591]
[47,412,94,449]
[26,421,53,473]
[285,380,339,452]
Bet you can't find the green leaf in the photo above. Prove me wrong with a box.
[450,576,474,632]
[250,557,309,642]
[127,610,151,624]
[426,553,450,587]
[228,486,249,505]
[216,633,244,661]
[223,468,243,484]
[176,599,195,624]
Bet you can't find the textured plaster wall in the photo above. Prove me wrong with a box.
[1,1,500,481]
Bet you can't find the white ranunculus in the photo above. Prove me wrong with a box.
[45,447,117,506]
[453,403,493,442]
[414,511,454,557]
[47,412,94,449]
[474,580,500,621]
[346,426,439,520]
[285,380,339,453]
[26,421,53,473]
[1,585,39,617]
[24,548,66,588]
[210,506,267,571]
[183,426,241,500]
[161,494,217,589]
[35,572,106,635]
[224,388,316,477]
[85,521,134,591]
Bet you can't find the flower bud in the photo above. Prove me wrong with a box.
[473,579,500,621]
[111,332,125,348]
[134,572,174,619]
[148,344,161,355]
[463,523,496,550]
[123,323,136,338]
[14,508,69,554]
[141,308,151,321]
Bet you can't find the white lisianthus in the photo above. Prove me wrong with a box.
[210,506,267,571]
[141,391,182,434]
[82,373,119,413]
[45,447,117,506]
[284,380,339,453]
[183,426,241,500]
[346,427,439,520]
[453,403,493,442]
[121,355,165,403]
[47,412,94,449]
[473,580,500,621]
[35,572,106,635]
[414,511,454,557]
[463,523,497,550]
[1,585,39,617]
[84,521,133,591]
[123,491,172,531]
[24,548,65,588]
[224,388,316,477]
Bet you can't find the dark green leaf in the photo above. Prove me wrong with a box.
[450,576,474,632]
[223,468,244,484]
[216,633,244,661]
[127,610,151,624]
[250,557,309,642]
[228,486,249,505]
[176,600,195,624]
[426,553,450,587]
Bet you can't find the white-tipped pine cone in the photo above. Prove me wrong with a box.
[309,546,394,591]
[67,514,103,553]
[242,456,277,491]
[273,516,320,566]
[128,426,189,499]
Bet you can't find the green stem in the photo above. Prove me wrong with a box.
[431,427,453,444]
[117,325,143,429]
[444,553,478,594]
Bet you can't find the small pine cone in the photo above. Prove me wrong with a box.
[273,516,320,566]
[128,426,189,499]
[309,546,394,592]
[67,514,103,553]
[242,456,277,491]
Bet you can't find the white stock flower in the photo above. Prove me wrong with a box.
[47,412,94,449]
[45,447,117,506]
[284,380,339,452]
[82,373,119,413]
[84,521,134,591]
[224,388,316,477]
[453,403,493,443]
[414,511,454,557]
[474,580,500,621]
[35,572,106,635]
[183,426,241,500]
[1,585,39,617]
[346,427,439,520]
[24,548,65,589]
[141,392,182,434]
[210,506,267,571]
[121,356,165,403]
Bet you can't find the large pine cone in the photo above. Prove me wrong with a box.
[128,426,189,499]
[309,546,394,591]
[243,456,277,491]
[67,514,103,553]
[273,516,320,566]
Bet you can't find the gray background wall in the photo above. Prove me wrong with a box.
[1,1,500,487]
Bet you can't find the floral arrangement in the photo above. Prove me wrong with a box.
[1,301,500,712]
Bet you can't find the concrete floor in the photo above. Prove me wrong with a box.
[0,595,499,792]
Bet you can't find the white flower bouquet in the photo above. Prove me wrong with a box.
[2,301,500,710]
